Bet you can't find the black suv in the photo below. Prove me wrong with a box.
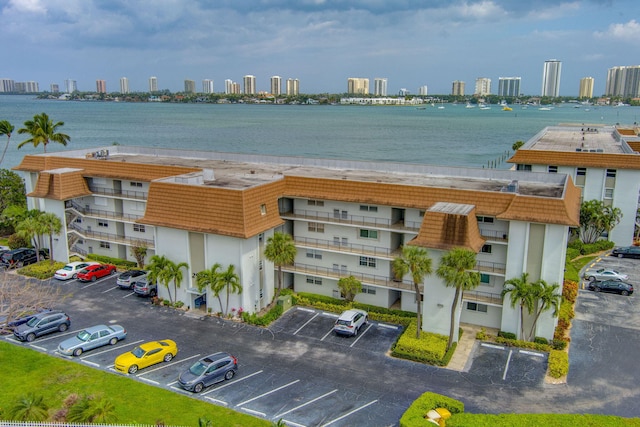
[1,248,38,269]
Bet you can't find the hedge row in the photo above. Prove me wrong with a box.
[548,349,569,378]
[392,322,449,365]
[86,253,137,268]
[17,260,66,280]
[399,392,464,427]
[241,304,283,326]
[567,239,615,255]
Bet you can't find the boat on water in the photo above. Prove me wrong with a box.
[478,103,491,110]
[416,106,426,110]
[465,102,475,109]
[502,106,513,111]
[539,107,553,111]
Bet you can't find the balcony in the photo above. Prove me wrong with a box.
[462,290,503,306]
[476,260,506,275]
[479,228,509,242]
[294,236,400,259]
[66,200,144,223]
[89,185,148,201]
[280,209,421,232]
[67,222,154,249]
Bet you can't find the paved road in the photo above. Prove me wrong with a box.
[3,255,640,425]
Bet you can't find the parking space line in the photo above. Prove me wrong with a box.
[81,339,144,358]
[350,323,372,347]
[139,377,160,385]
[241,408,266,417]
[122,292,137,298]
[205,396,228,406]
[320,328,334,341]
[481,343,505,350]
[377,323,400,330]
[520,350,545,357]
[296,307,315,313]
[294,313,320,335]
[274,389,338,419]
[81,360,100,368]
[202,369,264,394]
[101,286,119,294]
[321,399,378,427]
[136,353,201,376]
[236,379,300,407]
[502,349,513,380]
[322,312,339,318]
[282,420,306,427]
[30,344,47,352]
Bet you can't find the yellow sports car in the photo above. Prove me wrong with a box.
[114,339,178,374]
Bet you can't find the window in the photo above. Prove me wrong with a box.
[131,201,146,212]
[604,188,614,198]
[359,205,378,212]
[306,250,322,260]
[476,216,494,224]
[419,210,425,217]
[359,256,376,267]
[361,286,377,295]
[130,181,143,188]
[548,166,558,173]
[481,244,492,254]
[480,274,490,284]
[306,276,322,285]
[359,229,378,239]
[576,167,586,176]
[307,199,324,206]
[516,164,532,171]
[98,220,109,228]
[606,169,616,178]
[99,241,110,249]
[333,209,348,219]
[308,222,324,233]
[133,224,146,233]
[75,217,82,223]
[466,302,488,313]
[92,177,106,186]
[260,204,267,215]
[94,196,108,207]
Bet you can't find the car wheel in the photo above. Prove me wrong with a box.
[58,323,68,332]
[26,333,36,342]
[164,353,173,362]
[17,261,24,268]
[593,286,601,292]
[618,253,624,258]
[194,382,204,393]
[587,276,595,282]
[111,269,116,275]
[72,273,78,279]
[91,276,97,282]
[353,327,358,337]
[73,348,83,357]
[622,290,629,296]
[150,289,157,297]
[128,365,138,374]
[364,316,369,324]
[109,337,118,345]
[224,370,235,381]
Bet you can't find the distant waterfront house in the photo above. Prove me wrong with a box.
[15,145,579,340]
[509,124,640,246]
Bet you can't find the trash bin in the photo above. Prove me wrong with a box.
[276,295,292,312]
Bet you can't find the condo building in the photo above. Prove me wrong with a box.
[270,76,282,96]
[347,78,369,95]
[0,79,15,92]
[579,77,594,99]
[50,84,59,93]
[184,80,196,94]
[605,65,640,98]
[15,143,583,341]
[286,79,299,96]
[509,124,640,246]
[474,78,491,96]
[498,77,521,97]
[149,77,158,93]
[96,80,107,94]
[65,79,77,94]
[418,86,428,96]
[243,75,257,95]
[202,79,214,94]
[120,77,130,94]
[451,81,465,96]
[541,60,562,97]
[374,78,388,96]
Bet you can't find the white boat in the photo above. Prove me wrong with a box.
[479,103,491,110]
[538,107,552,111]
[465,102,475,109]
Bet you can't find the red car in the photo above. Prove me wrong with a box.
[76,264,117,282]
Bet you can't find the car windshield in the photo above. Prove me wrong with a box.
[62,266,73,271]
[131,347,146,358]
[26,316,40,327]
[189,361,208,376]
[76,330,91,342]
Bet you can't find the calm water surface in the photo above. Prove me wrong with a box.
[1,95,639,170]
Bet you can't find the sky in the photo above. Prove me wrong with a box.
[1,0,639,96]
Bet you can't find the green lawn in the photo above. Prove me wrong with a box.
[0,342,270,426]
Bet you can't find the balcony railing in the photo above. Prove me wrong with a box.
[66,200,144,223]
[89,185,148,200]
[476,261,506,274]
[294,236,400,258]
[462,290,503,306]
[280,209,421,231]
[68,222,154,248]
[479,228,509,242]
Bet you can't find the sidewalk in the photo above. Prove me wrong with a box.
[447,323,496,371]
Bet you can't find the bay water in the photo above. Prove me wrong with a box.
[1,95,638,171]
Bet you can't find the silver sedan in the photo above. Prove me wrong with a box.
[585,268,629,282]
[57,324,127,356]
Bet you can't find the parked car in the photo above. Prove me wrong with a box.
[76,264,117,282]
[178,352,238,393]
[133,277,157,297]
[585,268,628,282]
[117,270,148,289]
[333,309,368,336]
[612,246,640,259]
[58,324,127,356]
[588,280,634,296]
[1,248,40,269]
[114,339,178,374]
[13,310,70,342]
[54,261,101,281]
[0,308,51,334]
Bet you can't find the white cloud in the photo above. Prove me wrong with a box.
[594,19,640,41]
[8,0,46,13]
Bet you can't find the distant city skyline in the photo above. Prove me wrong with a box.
[1,1,638,96]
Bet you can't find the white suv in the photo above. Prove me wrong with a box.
[333,309,368,337]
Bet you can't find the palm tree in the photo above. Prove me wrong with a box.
[195,263,223,313]
[529,280,561,340]
[264,232,297,300]
[7,393,49,421]
[147,255,174,302]
[436,247,481,351]
[67,395,116,423]
[167,259,189,304]
[37,212,62,265]
[0,119,15,166]
[15,216,43,262]
[393,245,432,339]
[501,272,536,340]
[218,264,242,316]
[17,112,70,153]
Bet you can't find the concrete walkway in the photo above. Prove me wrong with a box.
[447,323,497,371]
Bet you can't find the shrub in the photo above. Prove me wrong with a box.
[548,349,569,378]
[565,247,580,261]
[533,336,548,345]
[392,322,449,365]
[476,327,492,341]
[551,339,567,350]
[18,261,66,279]
[7,233,30,249]
[562,280,579,303]
[399,392,464,427]
[497,331,516,340]
[242,304,283,326]
[86,254,136,268]
[495,336,551,352]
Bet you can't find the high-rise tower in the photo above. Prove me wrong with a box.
[541,59,562,97]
